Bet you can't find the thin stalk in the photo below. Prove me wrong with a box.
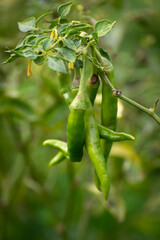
[101,72,115,90]
[79,56,86,97]
[93,46,160,126]
[119,94,160,125]
[103,74,160,126]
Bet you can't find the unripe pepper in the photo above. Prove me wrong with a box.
[101,66,117,160]
[98,125,135,141]
[85,93,110,200]
[43,139,69,159]
[67,56,87,162]
[86,71,101,191]
[96,61,117,191]
[48,151,65,167]
[94,48,118,161]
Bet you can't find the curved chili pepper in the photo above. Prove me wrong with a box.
[92,47,118,161]
[98,125,135,141]
[48,151,65,167]
[85,93,110,200]
[94,123,135,192]
[96,62,117,191]
[86,71,102,191]
[43,139,69,159]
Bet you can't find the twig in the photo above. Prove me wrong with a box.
[103,74,160,126]
[92,46,160,126]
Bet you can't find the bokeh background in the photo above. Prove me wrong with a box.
[0,0,160,240]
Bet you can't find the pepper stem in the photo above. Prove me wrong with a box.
[78,56,86,98]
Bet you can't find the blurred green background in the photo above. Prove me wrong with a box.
[0,0,160,239]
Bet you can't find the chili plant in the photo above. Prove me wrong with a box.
[4,2,160,200]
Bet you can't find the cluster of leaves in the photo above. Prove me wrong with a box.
[4,2,116,74]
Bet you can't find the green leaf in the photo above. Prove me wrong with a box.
[31,35,48,47]
[35,11,52,27]
[66,23,93,35]
[18,17,37,32]
[99,47,111,62]
[2,54,20,64]
[57,2,73,17]
[57,47,76,62]
[48,19,59,29]
[47,55,67,73]
[73,39,81,48]
[63,38,77,51]
[22,50,37,59]
[43,38,53,51]
[33,56,45,65]
[60,18,69,24]
[15,32,35,48]
[57,24,70,36]
[19,47,37,59]
[92,32,99,43]
[12,45,37,59]
[95,19,116,37]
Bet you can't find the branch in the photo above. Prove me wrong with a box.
[103,73,160,126]
[90,45,160,126]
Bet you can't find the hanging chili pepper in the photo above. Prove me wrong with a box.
[67,56,87,162]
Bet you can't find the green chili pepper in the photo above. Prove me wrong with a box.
[85,93,110,200]
[93,47,118,160]
[94,48,117,160]
[90,47,117,190]
[94,170,102,192]
[98,125,135,141]
[86,71,102,191]
[58,73,73,106]
[94,123,135,192]
[101,68,117,161]
[48,151,65,167]
[43,139,69,159]
[96,63,117,192]
[67,56,87,162]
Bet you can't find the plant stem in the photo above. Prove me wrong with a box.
[102,72,115,90]
[79,56,86,96]
[103,74,160,126]
[92,46,160,126]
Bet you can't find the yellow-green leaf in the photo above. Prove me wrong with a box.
[57,2,73,17]
[95,19,116,37]
[18,17,37,32]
